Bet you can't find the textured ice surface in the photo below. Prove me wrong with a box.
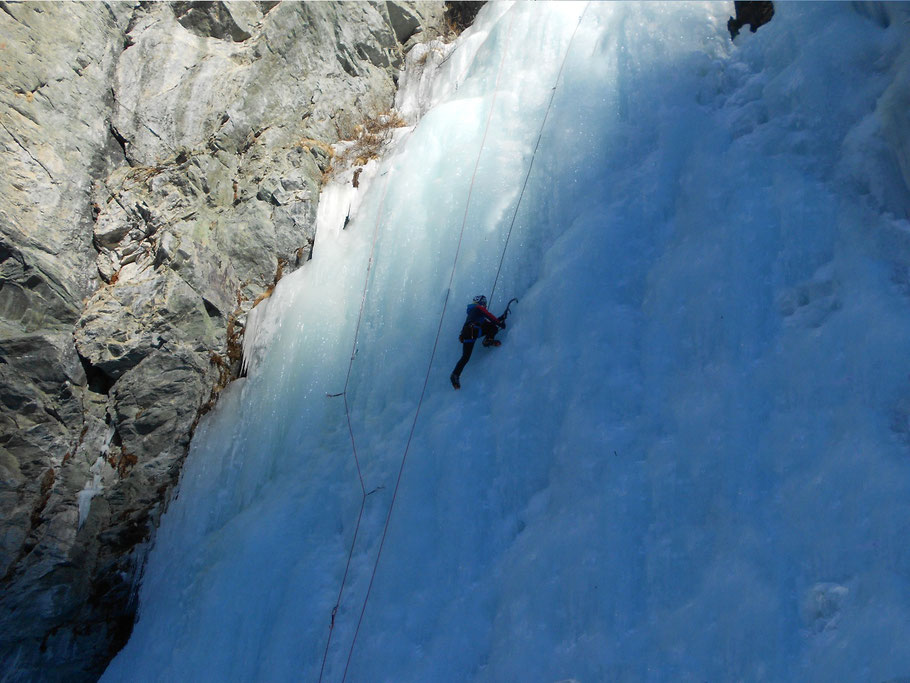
[104,2,910,681]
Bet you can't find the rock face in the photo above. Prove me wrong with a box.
[0,1,451,679]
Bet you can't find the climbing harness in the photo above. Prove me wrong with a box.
[459,321,481,343]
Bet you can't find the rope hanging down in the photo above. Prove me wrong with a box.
[490,3,590,305]
[318,124,419,681]
[339,11,517,680]
[320,5,588,680]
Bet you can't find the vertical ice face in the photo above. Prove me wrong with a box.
[103,3,910,682]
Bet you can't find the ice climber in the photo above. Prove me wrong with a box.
[727,1,774,40]
[450,295,506,390]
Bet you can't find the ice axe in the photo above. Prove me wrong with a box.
[498,297,518,324]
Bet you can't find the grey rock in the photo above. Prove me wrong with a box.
[0,1,450,679]
[0,239,83,332]
[75,268,223,381]
[387,2,423,44]
[0,330,87,392]
[111,350,212,462]
[0,1,133,325]
[172,1,254,43]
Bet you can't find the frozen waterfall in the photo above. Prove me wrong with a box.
[103,2,910,681]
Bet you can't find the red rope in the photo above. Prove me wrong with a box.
[318,136,407,682]
[490,2,590,306]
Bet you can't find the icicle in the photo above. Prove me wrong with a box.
[77,456,106,529]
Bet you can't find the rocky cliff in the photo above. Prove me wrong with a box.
[0,2,456,679]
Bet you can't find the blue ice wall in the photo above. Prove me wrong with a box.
[104,3,910,681]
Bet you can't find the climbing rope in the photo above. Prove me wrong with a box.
[339,10,525,680]
[318,127,417,682]
[490,2,590,306]
[319,4,589,679]
[326,12,516,681]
